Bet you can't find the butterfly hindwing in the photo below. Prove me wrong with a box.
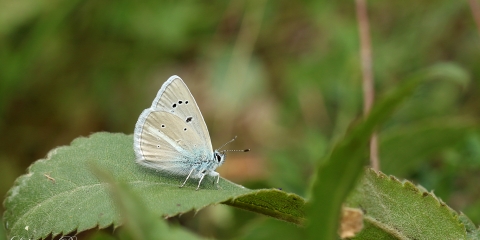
[134,110,211,175]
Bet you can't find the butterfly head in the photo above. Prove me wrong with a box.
[214,150,226,167]
[213,136,250,168]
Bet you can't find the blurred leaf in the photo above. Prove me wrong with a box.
[306,65,425,240]
[0,0,43,35]
[0,223,5,240]
[380,118,477,177]
[268,128,329,196]
[3,132,306,239]
[237,218,304,240]
[463,199,480,227]
[87,231,118,240]
[389,62,470,124]
[306,63,469,239]
[347,169,468,239]
[0,0,81,118]
[1,1,479,239]
[93,166,204,240]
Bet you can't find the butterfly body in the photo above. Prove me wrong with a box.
[134,75,225,190]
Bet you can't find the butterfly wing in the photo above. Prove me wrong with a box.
[134,75,213,175]
[152,75,212,152]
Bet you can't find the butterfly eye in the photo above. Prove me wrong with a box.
[216,153,222,162]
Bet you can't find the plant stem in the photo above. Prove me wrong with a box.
[355,0,379,171]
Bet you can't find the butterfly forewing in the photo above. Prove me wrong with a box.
[150,76,213,152]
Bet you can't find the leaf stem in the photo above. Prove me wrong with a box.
[355,0,379,171]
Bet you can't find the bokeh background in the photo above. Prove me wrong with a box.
[1,0,480,238]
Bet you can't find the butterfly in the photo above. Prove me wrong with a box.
[133,75,247,190]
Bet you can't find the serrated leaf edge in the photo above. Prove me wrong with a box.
[366,168,467,234]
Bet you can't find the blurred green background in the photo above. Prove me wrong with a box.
[1,0,480,238]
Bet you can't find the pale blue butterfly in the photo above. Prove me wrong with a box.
[133,75,248,190]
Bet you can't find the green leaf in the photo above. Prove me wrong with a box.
[3,132,306,239]
[306,68,423,240]
[380,118,477,176]
[92,166,204,240]
[306,63,468,240]
[350,217,399,240]
[347,169,468,239]
[224,189,306,225]
[237,218,304,240]
[458,213,480,240]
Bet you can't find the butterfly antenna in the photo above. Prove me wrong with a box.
[224,149,250,153]
[217,136,250,152]
[217,136,237,150]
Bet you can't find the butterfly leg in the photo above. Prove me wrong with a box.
[209,171,220,189]
[196,173,206,191]
[180,168,196,188]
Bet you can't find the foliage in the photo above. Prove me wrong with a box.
[1,0,480,239]
[3,133,304,239]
